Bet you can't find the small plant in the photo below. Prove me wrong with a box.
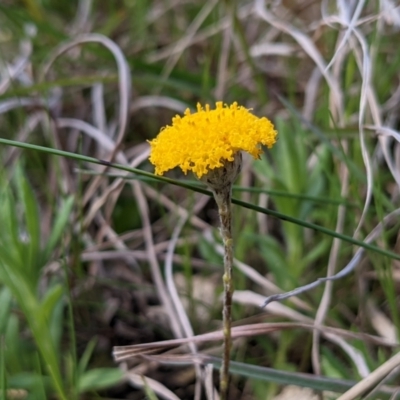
[148,101,277,398]
[0,166,123,399]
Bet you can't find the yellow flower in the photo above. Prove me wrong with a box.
[148,101,278,178]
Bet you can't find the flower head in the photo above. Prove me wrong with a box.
[148,101,278,178]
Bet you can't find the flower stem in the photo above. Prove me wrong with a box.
[213,187,234,400]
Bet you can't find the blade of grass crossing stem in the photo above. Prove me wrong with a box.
[0,138,400,262]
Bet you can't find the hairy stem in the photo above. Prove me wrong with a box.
[213,187,233,400]
[200,153,241,398]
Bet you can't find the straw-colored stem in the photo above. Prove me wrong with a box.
[213,187,233,400]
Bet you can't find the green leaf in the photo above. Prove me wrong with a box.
[210,358,395,399]
[38,284,64,327]
[273,119,307,195]
[43,195,74,261]
[142,377,159,400]
[0,188,23,270]
[250,234,295,289]
[0,332,6,400]
[77,337,98,377]
[15,164,41,282]
[0,287,13,334]
[230,359,353,390]
[4,314,22,372]
[48,296,65,357]
[8,372,52,392]
[77,368,124,393]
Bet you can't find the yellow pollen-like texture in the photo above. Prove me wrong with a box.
[148,101,278,178]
